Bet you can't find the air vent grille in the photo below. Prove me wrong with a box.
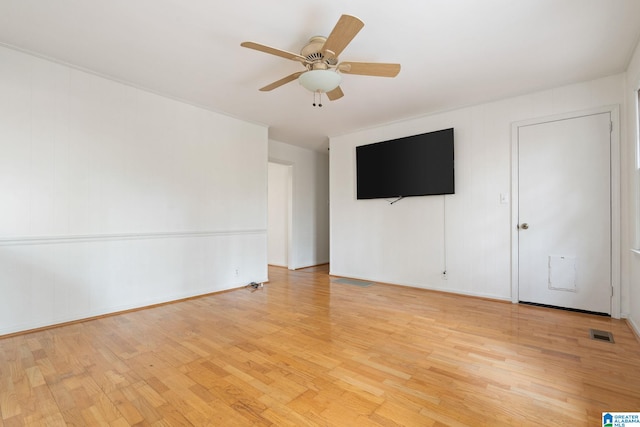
[589,329,614,343]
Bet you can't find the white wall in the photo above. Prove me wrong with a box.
[330,74,625,302]
[267,162,290,267]
[268,140,329,269]
[0,46,269,335]
[624,39,640,336]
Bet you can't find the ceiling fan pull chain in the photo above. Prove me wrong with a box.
[312,91,323,107]
[311,92,325,107]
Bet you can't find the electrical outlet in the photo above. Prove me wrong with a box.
[234,268,239,277]
[441,271,448,280]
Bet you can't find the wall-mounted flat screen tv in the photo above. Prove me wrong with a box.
[356,128,454,199]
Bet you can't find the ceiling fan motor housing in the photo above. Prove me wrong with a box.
[301,36,338,69]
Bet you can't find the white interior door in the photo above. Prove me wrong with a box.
[517,112,611,314]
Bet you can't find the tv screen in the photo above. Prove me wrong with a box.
[356,128,454,199]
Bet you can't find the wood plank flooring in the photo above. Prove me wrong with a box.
[1,265,639,426]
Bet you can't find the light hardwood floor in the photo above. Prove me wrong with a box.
[1,265,639,426]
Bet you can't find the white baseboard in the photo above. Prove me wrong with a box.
[627,316,640,342]
[328,271,510,302]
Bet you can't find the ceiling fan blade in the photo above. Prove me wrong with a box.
[338,62,401,77]
[326,86,344,101]
[322,15,364,59]
[241,41,307,63]
[259,71,304,91]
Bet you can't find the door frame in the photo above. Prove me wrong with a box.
[510,105,621,318]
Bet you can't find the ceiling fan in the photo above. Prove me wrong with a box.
[241,14,401,103]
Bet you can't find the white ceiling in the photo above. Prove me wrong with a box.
[1,0,639,152]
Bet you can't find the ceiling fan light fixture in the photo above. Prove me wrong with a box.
[298,70,341,93]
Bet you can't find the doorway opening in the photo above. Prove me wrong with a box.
[268,162,293,269]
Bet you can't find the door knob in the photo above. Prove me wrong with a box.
[520,223,529,230]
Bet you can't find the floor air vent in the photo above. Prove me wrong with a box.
[589,329,614,343]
